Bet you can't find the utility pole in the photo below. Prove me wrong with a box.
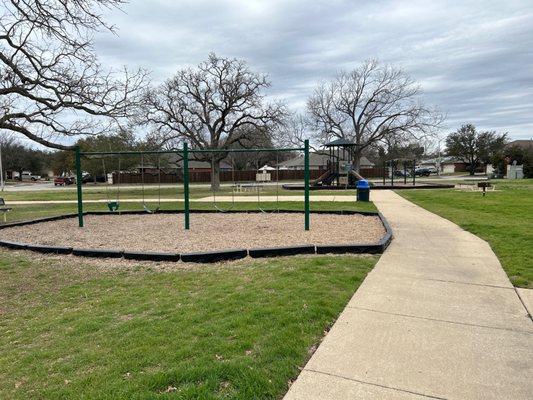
[437,139,442,176]
[0,145,4,192]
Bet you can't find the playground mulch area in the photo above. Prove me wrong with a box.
[0,213,386,253]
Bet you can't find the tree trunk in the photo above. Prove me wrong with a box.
[211,158,221,191]
[468,154,477,175]
[352,150,362,173]
[469,161,476,175]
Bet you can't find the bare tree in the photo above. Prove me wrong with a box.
[307,59,442,171]
[144,53,285,190]
[0,0,148,150]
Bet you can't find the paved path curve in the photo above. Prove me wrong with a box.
[285,190,532,400]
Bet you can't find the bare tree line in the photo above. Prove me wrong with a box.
[0,0,148,150]
[1,0,443,189]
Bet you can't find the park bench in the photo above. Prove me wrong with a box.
[0,198,12,222]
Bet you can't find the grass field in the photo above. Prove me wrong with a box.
[1,184,357,202]
[0,195,379,398]
[399,179,533,288]
[0,250,376,399]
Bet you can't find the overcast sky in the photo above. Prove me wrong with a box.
[95,0,533,141]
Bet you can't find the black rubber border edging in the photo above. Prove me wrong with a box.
[72,248,124,258]
[181,249,247,263]
[315,212,393,255]
[26,244,72,254]
[249,245,315,258]
[316,243,383,254]
[124,251,180,262]
[0,211,393,262]
[0,240,28,250]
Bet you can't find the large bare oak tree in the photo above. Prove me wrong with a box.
[307,59,442,171]
[0,0,148,150]
[145,53,285,190]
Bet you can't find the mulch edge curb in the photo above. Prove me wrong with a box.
[0,211,393,263]
[180,249,248,263]
[123,251,180,262]
[72,248,124,258]
[26,244,73,254]
[248,245,316,258]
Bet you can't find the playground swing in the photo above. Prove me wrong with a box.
[74,140,311,230]
[102,157,120,212]
[140,154,162,213]
[211,153,236,212]
[257,151,280,213]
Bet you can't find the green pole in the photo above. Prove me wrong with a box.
[183,142,190,230]
[75,146,84,227]
[304,139,310,231]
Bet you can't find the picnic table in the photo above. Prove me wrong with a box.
[232,183,264,193]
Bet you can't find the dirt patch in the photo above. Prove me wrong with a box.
[0,213,386,253]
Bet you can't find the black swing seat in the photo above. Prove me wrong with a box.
[0,198,12,212]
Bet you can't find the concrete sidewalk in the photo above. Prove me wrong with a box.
[285,190,532,400]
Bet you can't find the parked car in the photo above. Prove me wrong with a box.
[54,176,75,186]
[415,167,432,177]
[393,170,411,177]
[16,171,41,181]
[81,175,107,184]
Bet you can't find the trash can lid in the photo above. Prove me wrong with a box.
[356,179,370,189]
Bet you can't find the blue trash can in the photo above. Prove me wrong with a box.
[356,179,370,202]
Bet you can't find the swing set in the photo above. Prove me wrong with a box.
[99,154,162,213]
[74,141,311,230]
[209,151,282,213]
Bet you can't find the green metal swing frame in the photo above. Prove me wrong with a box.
[74,140,311,230]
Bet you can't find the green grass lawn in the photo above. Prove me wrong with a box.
[0,251,376,399]
[1,200,376,225]
[399,179,533,288]
[0,197,379,398]
[1,184,361,202]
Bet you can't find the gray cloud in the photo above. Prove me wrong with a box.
[94,0,533,140]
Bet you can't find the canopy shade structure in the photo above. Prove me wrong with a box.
[324,138,357,147]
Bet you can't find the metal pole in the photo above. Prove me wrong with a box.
[412,159,416,186]
[183,142,190,230]
[0,145,4,192]
[391,161,396,187]
[337,147,341,187]
[403,161,407,185]
[382,160,386,186]
[75,146,84,227]
[304,139,310,231]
